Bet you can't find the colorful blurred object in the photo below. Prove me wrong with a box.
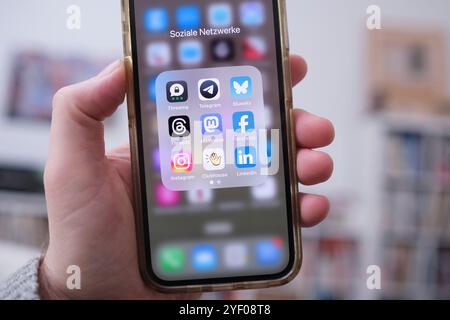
[8,52,103,121]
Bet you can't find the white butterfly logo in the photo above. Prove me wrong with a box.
[233,80,249,95]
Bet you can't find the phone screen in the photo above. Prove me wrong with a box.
[129,0,295,285]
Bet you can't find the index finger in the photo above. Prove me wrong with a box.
[290,55,308,87]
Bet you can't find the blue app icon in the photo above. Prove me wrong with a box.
[240,2,265,27]
[192,245,217,271]
[176,5,201,29]
[235,146,257,169]
[148,78,157,102]
[230,76,252,99]
[144,8,169,32]
[178,40,203,65]
[208,3,233,27]
[256,239,282,266]
[201,113,223,135]
[233,111,255,133]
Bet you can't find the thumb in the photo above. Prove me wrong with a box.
[47,60,126,169]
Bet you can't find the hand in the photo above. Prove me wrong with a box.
[40,55,334,299]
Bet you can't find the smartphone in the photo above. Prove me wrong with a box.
[121,0,301,292]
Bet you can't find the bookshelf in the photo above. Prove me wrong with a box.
[0,190,47,281]
[0,191,47,248]
[379,113,450,299]
[0,165,48,248]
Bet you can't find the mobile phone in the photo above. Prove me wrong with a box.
[121,0,301,292]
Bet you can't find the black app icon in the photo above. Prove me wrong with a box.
[166,81,188,103]
[168,115,191,137]
[198,79,220,101]
[211,39,235,62]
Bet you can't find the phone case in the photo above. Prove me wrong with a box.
[121,0,302,293]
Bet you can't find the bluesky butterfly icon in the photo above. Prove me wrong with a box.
[231,76,252,99]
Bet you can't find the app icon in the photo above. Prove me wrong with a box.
[231,76,252,99]
[233,111,255,133]
[224,243,248,269]
[240,2,265,27]
[211,38,235,62]
[178,40,203,65]
[187,189,214,204]
[168,115,190,137]
[192,244,217,271]
[251,176,277,200]
[201,113,223,135]
[146,42,171,67]
[208,3,233,27]
[160,246,185,273]
[235,146,257,169]
[256,238,282,266]
[166,81,188,103]
[198,79,220,101]
[203,148,225,171]
[171,152,193,173]
[148,77,157,102]
[176,5,201,29]
[155,183,180,207]
[242,36,267,60]
[144,7,169,32]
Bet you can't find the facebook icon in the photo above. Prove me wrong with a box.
[233,111,255,133]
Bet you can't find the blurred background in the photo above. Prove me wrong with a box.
[0,0,449,299]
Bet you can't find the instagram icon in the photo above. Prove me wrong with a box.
[171,152,193,173]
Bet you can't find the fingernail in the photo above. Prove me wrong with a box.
[98,59,122,77]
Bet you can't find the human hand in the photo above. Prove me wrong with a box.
[40,55,334,299]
